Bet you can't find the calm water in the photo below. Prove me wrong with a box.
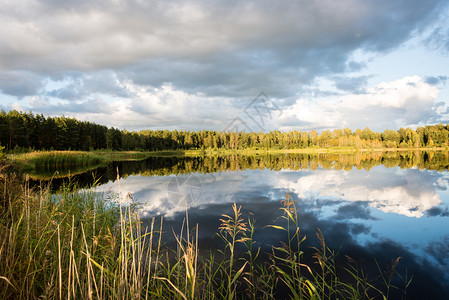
[34,152,449,298]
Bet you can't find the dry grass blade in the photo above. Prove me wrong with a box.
[0,276,15,289]
[154,277,188,300]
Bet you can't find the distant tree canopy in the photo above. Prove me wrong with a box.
[1,110,449,152]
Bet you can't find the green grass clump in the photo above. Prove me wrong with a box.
[9,151,106,170]
[8,150,157,174]
[0,170,120,299]
[0,164,412,299]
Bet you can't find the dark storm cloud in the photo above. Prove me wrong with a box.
[27,97,114,114]
[48,71,130,100]
[333,75,372,94]
[426,206,449,217]
[350,223,371,235]
[426,235,449,265]
[333,202,378,220]
[0,0,446,100]
[426,25,449,53]
[425,75,448,86]
[0,71,44,98]
[123,55,302,99]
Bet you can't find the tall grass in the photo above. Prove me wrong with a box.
[0,163,412,299]
[8,150,156,172]
[10,151,106,170]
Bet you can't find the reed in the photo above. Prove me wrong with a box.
[0,163,412,299]
[8,150,156,173]
[9,151,106,170]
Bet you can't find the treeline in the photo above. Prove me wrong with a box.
[2,110,449,152]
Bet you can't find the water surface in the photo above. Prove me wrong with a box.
[34,152,449,298]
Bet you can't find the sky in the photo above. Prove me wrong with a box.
[1,0,449,133]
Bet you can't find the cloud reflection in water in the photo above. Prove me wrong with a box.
[96,165,449,297]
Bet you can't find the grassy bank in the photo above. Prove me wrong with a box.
[8,151,105,170]
[0,162,411,299]
[7,150,157,171]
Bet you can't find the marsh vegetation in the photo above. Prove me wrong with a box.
[0,163,412,299]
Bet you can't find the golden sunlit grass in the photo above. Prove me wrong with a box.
[8,150,105,169]
[8,150,155,172]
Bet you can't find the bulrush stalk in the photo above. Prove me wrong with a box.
[218,202,249,299]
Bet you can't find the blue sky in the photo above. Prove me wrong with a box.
[0,0,448,132]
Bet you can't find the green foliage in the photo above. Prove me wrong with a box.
[0,144,5,160]
[2,110,449,152]
[0,176,120,299]
[11,151,106,170]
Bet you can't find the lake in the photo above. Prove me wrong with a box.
[33,152,449,298]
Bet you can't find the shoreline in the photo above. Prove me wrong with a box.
[8,146,449,161]
[6,147,448,173]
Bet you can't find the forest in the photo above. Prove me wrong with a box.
[2,110,449,152]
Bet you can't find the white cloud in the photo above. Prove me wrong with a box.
[21,81,237,130]
[97,172,257,218]
[7,75,445,132]
[278,167,443,218]
[280,76,440,131]
[96,166,446,219]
